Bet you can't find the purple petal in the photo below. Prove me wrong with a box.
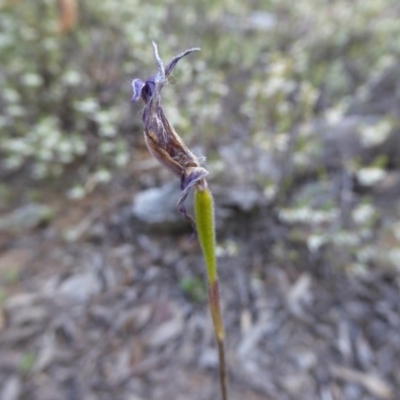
[131,79,145,102]
[177,166,209,224]
[165,47,201,77]
[180,166,209,191]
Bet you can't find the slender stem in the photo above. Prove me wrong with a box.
[195,186,227,400]
[217,333,228,400]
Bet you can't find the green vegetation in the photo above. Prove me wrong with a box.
[180,276,207,303]
[195,187,227,400]
[19,351,36,374]
[1,1,398,184]
[1,1,399,266]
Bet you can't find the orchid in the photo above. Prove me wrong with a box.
[131,42,228,400]
[131,42,208,228]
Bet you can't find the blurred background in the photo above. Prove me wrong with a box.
[1,0,400,399]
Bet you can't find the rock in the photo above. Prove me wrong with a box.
[219,141,280,185]
[261,114,399,183]
[213,185,266,212]
[131,180,266,234]
[348,60,400,116]
[132,182,190,233]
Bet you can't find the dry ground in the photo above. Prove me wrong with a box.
[0,171,399,400]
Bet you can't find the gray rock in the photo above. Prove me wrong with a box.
[348,61,400,116]
[291,115,399,175]
[213,185,266,212]
[131,180,266,234]
[132,182,190,233]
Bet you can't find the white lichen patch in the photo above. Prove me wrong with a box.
[352,204,377,225]
[359,119,392,148]
[356,167,386,186]
[279,207,339,225]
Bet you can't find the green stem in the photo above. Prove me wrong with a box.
[195,186,227,400]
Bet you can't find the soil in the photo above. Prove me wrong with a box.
[0,163,399,400]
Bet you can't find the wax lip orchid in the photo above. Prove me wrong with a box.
[131,42,208,228]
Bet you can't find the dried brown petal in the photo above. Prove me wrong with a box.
[131,42,206,226]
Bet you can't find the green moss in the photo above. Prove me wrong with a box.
[20,351,36,374]
[180,277,207,303]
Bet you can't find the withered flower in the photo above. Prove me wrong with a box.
[131,42,208,227]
